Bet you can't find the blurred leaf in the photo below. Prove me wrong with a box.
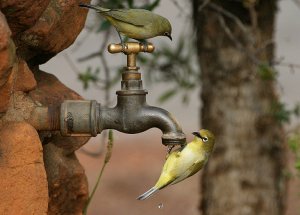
[282,169,293,179]
[143,0,160,10]
[136,35,199,104]
[271,102,291,123]
[287,130,300,176]
[179,79,195,89]
[97,20,111,32]
[182,94,189,104]
[288,134,300,153]
[257,64,277,80]
[103,0,126,8]
[161,46,174,57]
[127,0,134,7]
[293,103,300,117]
[176,37,185,54]
[137,55,148,64]
[295,160,300,170]
[78,67,99,90]
[158,88,178,103]
[106,67,123,89]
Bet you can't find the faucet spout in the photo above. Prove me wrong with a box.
[141,106,186,146]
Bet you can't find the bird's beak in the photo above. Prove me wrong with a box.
[167,34,172,41]
[192,132,202,138]
[79,3,89,8]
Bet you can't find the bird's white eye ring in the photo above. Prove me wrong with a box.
[202,137,208,142]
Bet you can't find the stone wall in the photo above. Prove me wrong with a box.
[0,1,91,214]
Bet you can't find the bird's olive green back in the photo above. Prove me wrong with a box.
[104,9,155,27]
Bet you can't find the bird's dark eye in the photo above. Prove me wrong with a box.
[202,137,208,142]
[164,32,169,36]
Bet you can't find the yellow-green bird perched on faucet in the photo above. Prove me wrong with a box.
[79,3,172,45]
[137,129,215,200]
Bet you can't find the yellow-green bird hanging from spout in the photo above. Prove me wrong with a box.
[137,129,215,200]
[79,3,172,45]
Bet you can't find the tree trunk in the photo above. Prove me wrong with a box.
[192,1,286,214]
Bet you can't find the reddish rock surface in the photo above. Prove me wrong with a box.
[1,0,90,64]
[30,70,82,105]
[0,122,48,215]
[0,0,50,36]
[14,60,37,92]
[0,69,13,112]
[0,12,15,112]
[0,59,37,112]
[0,0,90,64]
[44,144,88,215]
[0,12,14,85]
[0,0,91,214]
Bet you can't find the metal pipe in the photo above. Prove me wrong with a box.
[27,97,186,146]
[140,106,186,146]
[27,106,60,131]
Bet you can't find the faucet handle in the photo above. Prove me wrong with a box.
[108,42,155,55]
[108,42,155,72]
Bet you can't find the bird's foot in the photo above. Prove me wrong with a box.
[138,40,150,52]
[121,42,128,52]
[118,32,128,52]
[167,145,175,154]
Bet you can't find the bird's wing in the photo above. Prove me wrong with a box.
[163,149,182,169]
[186,159,205,177]
[170,159,205,185]
[154,151,181,189]
[106,9,153,27]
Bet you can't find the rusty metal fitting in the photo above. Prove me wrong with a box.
[60,100,98,137]
[27,106,60,131]
[122,72,141,80]
[26,99,186,146]
[162,132,186,146]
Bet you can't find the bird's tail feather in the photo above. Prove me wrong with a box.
[137,187,159,200]
[78,3,110,12]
